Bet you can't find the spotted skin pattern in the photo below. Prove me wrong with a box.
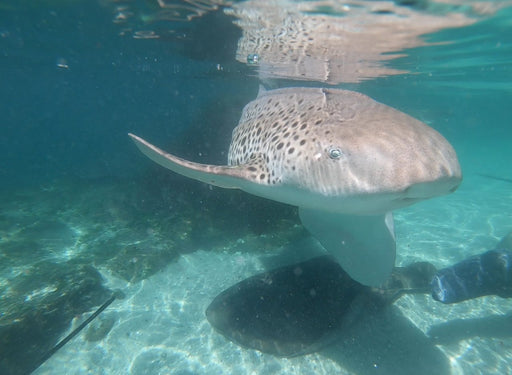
[227,87,460,199]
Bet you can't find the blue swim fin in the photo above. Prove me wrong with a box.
[431,249,512,304]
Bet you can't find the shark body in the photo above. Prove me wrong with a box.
[129,87,461,286]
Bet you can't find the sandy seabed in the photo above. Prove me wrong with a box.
[32,175,512,375]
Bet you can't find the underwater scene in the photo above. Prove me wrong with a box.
[1,0,511,374]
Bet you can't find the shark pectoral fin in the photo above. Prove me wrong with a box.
[298,208,396,287]
[129,133,255,189]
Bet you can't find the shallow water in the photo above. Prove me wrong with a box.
[1,1,511,374]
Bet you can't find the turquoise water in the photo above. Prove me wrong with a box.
[1,1,511,374]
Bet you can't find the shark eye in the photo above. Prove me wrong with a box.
[327,147,343,159]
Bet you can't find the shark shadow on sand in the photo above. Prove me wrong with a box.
[206,232,512,374]
[206,254,451,374]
